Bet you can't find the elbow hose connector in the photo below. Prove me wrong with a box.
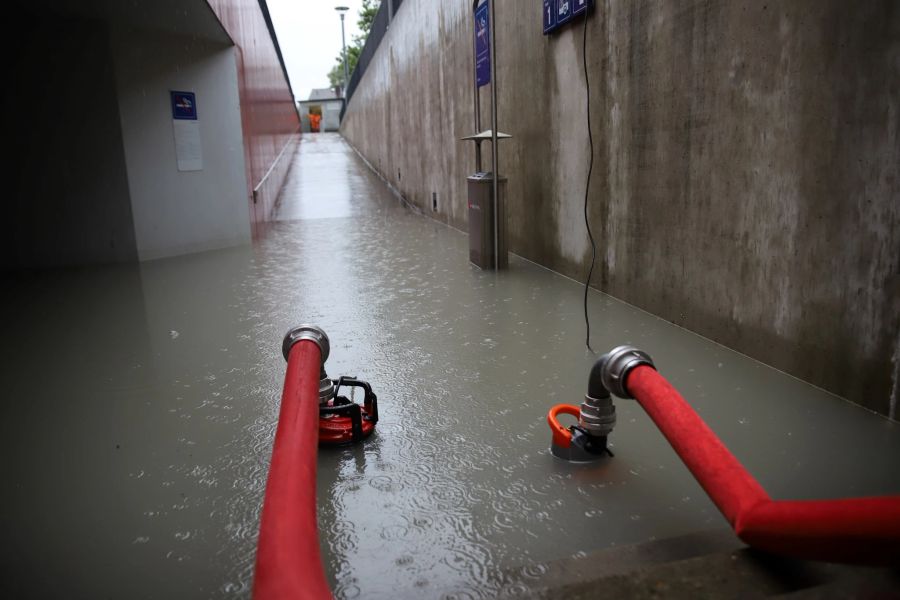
[580,346,654,438]
[599,345,655,399]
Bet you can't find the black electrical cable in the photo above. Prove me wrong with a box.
[582,11,596,352]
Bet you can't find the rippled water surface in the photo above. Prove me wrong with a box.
[2,134,898,599]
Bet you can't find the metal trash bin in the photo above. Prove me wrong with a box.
[468,171,507,270]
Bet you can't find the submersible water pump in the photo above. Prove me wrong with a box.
[283,325,379,446]
[547,346,654,462]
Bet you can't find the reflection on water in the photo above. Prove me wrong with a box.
[1,134,898,599]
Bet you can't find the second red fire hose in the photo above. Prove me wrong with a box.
[626,364,900,566]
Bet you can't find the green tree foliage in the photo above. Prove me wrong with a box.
[328,0,379,88]
[356,0,379,33]
[327,46,360,88]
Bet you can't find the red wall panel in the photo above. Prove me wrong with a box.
[206,0,300,233]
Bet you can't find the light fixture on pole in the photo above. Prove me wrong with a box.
[335,6,350,96]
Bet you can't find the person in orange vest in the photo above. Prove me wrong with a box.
[309,113,321,133]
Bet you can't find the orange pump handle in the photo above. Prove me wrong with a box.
[547,404,580,449]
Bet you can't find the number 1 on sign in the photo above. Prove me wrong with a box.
[542,0,557,34]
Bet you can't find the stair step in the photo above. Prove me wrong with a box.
[490,530,900,599]
[492,529,740,595]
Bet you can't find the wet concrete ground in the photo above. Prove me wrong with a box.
[2,132,899,599]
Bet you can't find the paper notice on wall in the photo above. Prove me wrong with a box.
[170,91,202,172]
[173,119,203,171]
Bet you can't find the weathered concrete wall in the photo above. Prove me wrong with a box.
[341,0,900,418]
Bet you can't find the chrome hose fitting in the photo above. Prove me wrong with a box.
[318,371,336,404]
[600,345,655,399]
[282,324,330,363]
[579,393,616,437]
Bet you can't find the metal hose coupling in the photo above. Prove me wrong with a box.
[282,324,330,363]
[579,393,616,438]
[282,324,335,403]
[600,345,655,399]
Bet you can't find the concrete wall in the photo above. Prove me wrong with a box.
[322,103,343,132]
[341,0,900,418]
[2,14,138,270]
[111,28,251,261]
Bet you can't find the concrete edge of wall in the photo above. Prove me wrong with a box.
[137,232,253,262]
[342,137,434,222]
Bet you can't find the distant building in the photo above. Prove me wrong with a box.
[299,88,345,133]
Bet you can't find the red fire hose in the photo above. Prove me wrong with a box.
[626,364,900,566]
[253,338,332,600]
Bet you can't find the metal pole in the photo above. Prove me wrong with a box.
[340,14,349,94]
[489,0,500,270]
[472,0,482,172]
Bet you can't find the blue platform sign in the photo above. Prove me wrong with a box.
[542,0,556,34]
[544,0,592,35]
[556,0,573,27]
[474,0,491,87]
[170,91,198,120]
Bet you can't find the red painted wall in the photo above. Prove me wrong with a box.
[207,0,300,233]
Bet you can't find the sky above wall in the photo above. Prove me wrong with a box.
[267,0,365,102]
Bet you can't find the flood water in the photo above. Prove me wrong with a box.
[2,133,899,599]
